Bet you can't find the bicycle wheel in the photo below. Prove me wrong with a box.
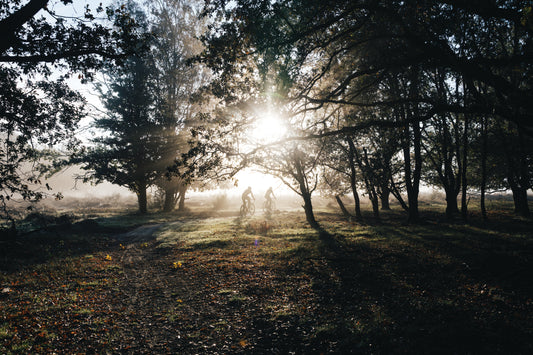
[249,203,255,216]
[240,204,246,217]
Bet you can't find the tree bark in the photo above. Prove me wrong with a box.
[480,116,488,221]
[335,196,352,218]
[403,117,421,224]
[516,129,531,217]
[163,186,178,212]
[380,186,391,210]
[355,146,380,220]
[137,186,148,214]
[510,186,530,217]
[178,185,187,211]
[302,191,319,228]
[461,110,469,221]
[499,122,530,218]
[346,137,363,220]
[444,186,460,219]
[401,71,422,224]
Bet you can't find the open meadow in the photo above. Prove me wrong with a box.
[1,200,532,354]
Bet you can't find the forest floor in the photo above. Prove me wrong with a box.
[1,206,532,354]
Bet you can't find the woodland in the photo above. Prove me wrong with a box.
[0,0,532,353]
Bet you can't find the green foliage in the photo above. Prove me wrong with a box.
[76,0,224,213]
[0,0,145,229]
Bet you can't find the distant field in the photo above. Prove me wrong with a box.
[1,205,532,354]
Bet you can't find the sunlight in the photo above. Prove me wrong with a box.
[250,110,288,143]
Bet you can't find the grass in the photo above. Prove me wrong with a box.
[0,204,531,353]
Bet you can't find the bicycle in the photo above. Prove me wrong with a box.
[240,199,255,217]
[262,198,276,215]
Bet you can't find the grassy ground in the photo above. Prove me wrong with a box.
[0,206,532,354]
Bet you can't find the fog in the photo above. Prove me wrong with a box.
[27,167,308,215]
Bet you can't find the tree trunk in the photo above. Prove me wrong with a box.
[402,71,422,224]
[302,191,319,228]
[352,185,362,220]
[136,186,148,214]
[411,122,422,223]
[511,185,530,217]
[353,145,380,221]
[444,186,460,219]
[461,111,469,221]
[516,129,531,217]
[335,196,352,218]
[403,119,421,224]
[178,185,187,211]
[480,116,488,221]
[380,186,391,210]
[390,178,409,211]
[346,137,363,220]
[163,186,178,212]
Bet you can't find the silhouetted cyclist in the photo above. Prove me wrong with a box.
[264,186,275,212]
[241,186,255,211]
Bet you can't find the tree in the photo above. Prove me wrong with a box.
[254,142,322,228]
[148,0,209,212]
[199,0,533,208]
[81,52,160,213]
[320,136,363,221]
[0,0,141,230]
[421,70,467,219]
[0,66,84,229]
[496,121,532,217]
[76,1,161,214]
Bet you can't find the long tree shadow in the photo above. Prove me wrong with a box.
[298,222,533,354]
[0,219,131,273]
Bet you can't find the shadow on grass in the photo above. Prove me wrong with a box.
[0,211,186,273]
[283,216,533,354]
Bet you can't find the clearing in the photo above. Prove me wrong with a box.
[1,208,532,354]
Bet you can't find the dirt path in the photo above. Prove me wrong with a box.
[101,219,316,353]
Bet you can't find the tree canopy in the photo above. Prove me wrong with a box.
[199,0,533,222]
[0,0,142,228]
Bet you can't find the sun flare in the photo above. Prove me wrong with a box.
[250,111,288,143]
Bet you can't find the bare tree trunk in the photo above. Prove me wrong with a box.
[480,116,488,221]
[403,119,421,224]
[350,141,380,220]
[351,185,362,220]
[444,186,460,219]
[346,138,363,220]
[163,185,178,212]
[136,183,148,214]
[516,129,531,217]
[390,178,409,211]
[302,191,319,228]
[178,184,187,211]
[401,71,422,224]
[461,112,469,221]
[510,185,530,217]
[380,186,391,210]
[335,196,351,218]
[362,148,380,220]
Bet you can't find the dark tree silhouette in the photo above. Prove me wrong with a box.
[0,0,142,230]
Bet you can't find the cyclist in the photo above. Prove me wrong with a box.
[264,186,275,211]
[242,186,255,210]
